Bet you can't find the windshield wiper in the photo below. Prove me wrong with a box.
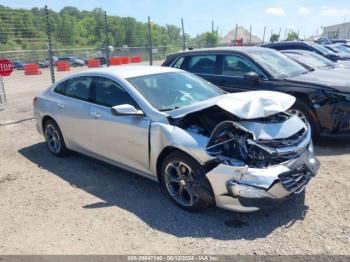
[305,69,314,73]
[159,106,180,112]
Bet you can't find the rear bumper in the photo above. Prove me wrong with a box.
[33,108,44,136]
[206,144,320,212]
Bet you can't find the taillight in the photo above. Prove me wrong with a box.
[33,96,38,105]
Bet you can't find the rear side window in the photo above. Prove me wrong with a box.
[187,55,216,74]
[172,57,185,69]
[53,81,66,95]
[94,77,138,108]
[65,76,93,101]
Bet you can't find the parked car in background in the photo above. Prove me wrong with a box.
[13,61,25,70]
[314,37,332,45]
[57,56,85,67]
[330,39,350,44]
[162,47,350,138]
[280,49,350,70]
[38,56,58,68]
[33,66,319,212]
[262,41,349,61]
[324,44,350,56]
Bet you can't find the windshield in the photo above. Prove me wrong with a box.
[308,42,337,55]
[331,45,350,54]
[127,71,223,111]
[249,49,307,78]
[285,52,334,69]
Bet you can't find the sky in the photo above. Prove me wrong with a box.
[1,0,350,39]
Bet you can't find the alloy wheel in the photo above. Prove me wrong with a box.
[164,160,199,207]
[45,124,61,154]
[288,109,309,124]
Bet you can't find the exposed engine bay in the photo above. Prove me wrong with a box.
[170,105,309,168]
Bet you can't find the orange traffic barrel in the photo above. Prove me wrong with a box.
[109,57,121,65]
[120,56,130,64]
[130,56,142,63]
[87,59,100,68]
[24,64,41,75]
[56,61,70,71]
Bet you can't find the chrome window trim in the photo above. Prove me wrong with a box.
[169,52,269,81]
[50,74,150,118]
[220,54,268,80]
[50,75,94,103]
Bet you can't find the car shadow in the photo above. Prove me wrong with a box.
[19,142,309,240]
[314,136,350,156]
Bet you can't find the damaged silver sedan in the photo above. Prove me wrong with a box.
[33,66,320,212]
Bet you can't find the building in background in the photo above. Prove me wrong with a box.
[322,22,350,39]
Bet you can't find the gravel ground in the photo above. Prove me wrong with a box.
[0,67,349,255]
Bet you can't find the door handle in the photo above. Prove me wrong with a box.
[90,111,101,119]
[57,103,64,109]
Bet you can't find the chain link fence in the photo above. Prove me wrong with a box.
[0,5,184,86]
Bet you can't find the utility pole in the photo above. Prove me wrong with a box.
[211,20,214,47]
[234,24,238,44]
[249,25,252,44]
[45,5,55,84]
[262,26,266,44]
[104,11,110,67]
[148,16,153,65]
[181,18,186,50]
[284,28,288,40]
[278,28,281,41]
[270,29,273,41]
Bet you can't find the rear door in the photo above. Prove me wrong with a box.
[52,76,94,152]
[183,54,222,86]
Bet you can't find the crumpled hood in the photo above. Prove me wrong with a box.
[167,91,296,119]
[287,70,350,93]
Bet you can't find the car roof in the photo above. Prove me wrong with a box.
[263,41,310,46]
[168,46,274,56]
[82,65,181,79]
[280,49,311,54]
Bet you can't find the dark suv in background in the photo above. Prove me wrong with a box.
[261,41,348,62]
[162,47,350,138]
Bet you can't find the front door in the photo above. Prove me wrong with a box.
[216,54,267,92]
[86,76,150,174]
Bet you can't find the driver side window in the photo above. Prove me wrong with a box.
[221,55,260,77]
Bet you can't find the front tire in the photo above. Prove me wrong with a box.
[288,102,320,139]
[44,119,68,156]
[161,151,214,212]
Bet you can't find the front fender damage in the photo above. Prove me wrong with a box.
[168,104,320,212]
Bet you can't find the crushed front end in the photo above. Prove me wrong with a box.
[205,113,320,212]
[168,92,320,212]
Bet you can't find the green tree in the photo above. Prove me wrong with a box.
[286,31,299,41]
[270,33,279,42]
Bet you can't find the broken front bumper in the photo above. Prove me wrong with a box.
[206,143,320,212]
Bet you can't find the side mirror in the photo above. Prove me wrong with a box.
[244,71,260,84]
[111,104,144,116]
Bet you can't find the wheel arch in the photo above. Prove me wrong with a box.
[289,92,320,119]
[42,115,57,133]
[156,146,201,184]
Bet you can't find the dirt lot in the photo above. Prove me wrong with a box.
[0,67,349,255]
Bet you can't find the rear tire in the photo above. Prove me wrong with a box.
[161,151,214,212]
[44,119,68,157]
[288,102,320,139]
